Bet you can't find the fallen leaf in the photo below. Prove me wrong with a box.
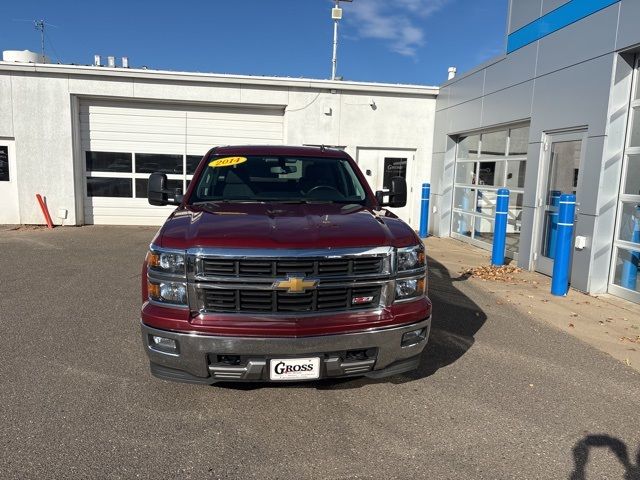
[569,323,575,328]
[459,265,523,282]
[570,312,579,317]
[624,359,631,366]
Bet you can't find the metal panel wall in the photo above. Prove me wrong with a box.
[431,0,631,298]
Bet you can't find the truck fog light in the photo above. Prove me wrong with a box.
[401,328,427,347]
[149,335,178,353]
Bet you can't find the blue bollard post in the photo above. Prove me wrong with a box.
[491,188,510,266]
[621,204,640,290]
[551,194,576,296]
[419,183,430,238]
[546,191,561,259]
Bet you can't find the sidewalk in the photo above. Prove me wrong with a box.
[424,236,640,373]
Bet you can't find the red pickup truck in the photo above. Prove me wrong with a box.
[141,145,431,383]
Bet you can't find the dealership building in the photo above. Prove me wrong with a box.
[1,0,639,305]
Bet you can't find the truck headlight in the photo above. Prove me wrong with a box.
[148,280,188,305]
[147,250,186,275]
[397,245,425,271]
[395,276,427,301]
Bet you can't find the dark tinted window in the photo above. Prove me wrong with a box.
[135,153,183,174]
[187,155,202,175]
[0,146,8,181]
[86,177,132,197]
[86,152,132,173]
[382,157,407,189]
[135,178,182,198]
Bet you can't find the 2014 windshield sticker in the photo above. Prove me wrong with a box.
[209,156,247,168]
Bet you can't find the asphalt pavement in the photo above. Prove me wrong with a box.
[1,226,639,479]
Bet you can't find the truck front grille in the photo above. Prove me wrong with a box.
[201,257,383,278]
[201,286,381,313]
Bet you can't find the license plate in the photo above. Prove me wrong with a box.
[269,357,320,381]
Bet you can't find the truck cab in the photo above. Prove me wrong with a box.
[141,145,431,383]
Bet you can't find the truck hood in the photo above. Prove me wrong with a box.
[157,202,419,250]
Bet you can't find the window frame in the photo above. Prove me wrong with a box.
[608,55,640,302]
[83,151,202,199]
[451,123,530,256]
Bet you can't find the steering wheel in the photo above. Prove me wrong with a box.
[306,185,345,199]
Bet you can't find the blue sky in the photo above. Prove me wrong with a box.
[0,0,508,86]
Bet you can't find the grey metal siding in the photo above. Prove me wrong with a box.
[542,0,572,15]
[430,0,640,297]
[509,0,543,34]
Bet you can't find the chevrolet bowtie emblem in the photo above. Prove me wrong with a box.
[274,276,318,294]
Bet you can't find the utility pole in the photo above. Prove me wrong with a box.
[331,0,352,80]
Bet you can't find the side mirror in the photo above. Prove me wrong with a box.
[388,177,407,207]
[375,176,407,208]
[148,173,183,206]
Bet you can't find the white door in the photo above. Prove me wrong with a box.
[79,100,284,225]
[0,140,20,224]
[357,148,415,225]
[533,130,586,276]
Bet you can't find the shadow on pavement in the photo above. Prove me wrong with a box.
[569,434,640,479]
[218,255,487,391]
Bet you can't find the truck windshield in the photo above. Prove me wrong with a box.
[189,155,369,204]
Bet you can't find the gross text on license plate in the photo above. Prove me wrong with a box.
[269,357,320,381]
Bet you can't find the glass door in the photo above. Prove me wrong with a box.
[534,131,586,276]
[609,55,640,303]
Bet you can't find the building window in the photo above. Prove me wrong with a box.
[609,55,640,302]
[86,177,132,197]
[84,151,203,198]
[0,146,9,181]
[86,152,132,173]
[452,125,529,256]
[382,157,407,189]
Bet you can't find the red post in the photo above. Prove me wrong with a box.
[35,194,54,229]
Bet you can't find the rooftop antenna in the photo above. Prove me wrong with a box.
[331,0,353,81]
[13,19,58,61]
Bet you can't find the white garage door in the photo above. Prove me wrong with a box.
[80,100,284,225]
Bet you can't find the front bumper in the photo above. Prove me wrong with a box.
[141,317,431,384]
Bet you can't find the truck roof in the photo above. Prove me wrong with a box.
[211,145,349,158]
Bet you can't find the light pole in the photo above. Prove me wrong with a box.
[331,0,352,80]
